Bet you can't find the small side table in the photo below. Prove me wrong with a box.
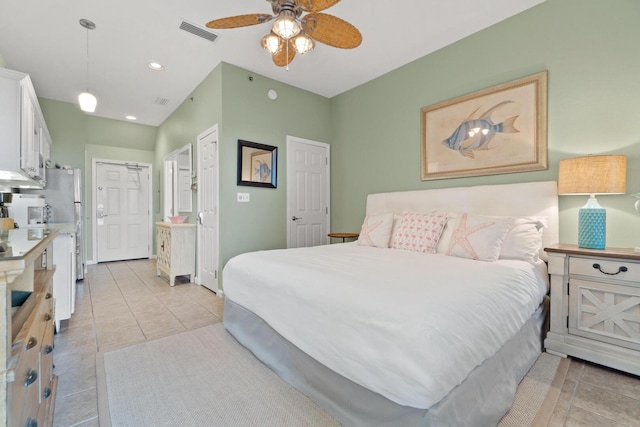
[328,232,359,243]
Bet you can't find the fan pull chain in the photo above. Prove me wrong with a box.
[286,40,289,71]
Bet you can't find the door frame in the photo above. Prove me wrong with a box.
[196,124,220,294]
[91,158,153,264]
[286,135,331,249]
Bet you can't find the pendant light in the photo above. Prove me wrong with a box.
[78,19,97,113]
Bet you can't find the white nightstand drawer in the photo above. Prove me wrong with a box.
[569,256,640,283]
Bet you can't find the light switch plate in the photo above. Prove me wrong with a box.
[237,193,250,202]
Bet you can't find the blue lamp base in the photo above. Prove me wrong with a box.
[578,207,606,249]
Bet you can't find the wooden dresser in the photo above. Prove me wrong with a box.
[156,222,196,286]
[1,227,58,426]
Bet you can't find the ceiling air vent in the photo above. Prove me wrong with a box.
[179,20,218,43]
[153,97,170,106]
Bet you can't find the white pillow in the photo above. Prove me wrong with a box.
[500,217,547,263]
[446,213,513,262]
[357,213,394,248]
[390,211,448,253]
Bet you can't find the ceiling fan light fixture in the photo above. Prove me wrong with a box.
[261,33,282,54]
[78,92,97,113]
[272,10,301,39]
[293,33,314,54]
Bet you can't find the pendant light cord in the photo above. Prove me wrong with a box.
[86,27,90,91]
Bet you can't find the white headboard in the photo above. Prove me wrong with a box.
[366,181,559,250]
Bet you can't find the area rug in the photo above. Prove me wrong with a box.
[96,324,568,427]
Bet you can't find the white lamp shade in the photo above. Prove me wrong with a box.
[261,33,282,54]
[293,34,314,54]
[79,92,97,112]
[272,10,300,39]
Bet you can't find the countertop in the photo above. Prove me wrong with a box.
[0,226,60,261]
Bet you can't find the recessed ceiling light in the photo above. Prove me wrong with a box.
[125,115,137,120]
[148,62,165,71]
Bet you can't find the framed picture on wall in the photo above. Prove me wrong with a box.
[237,140,278,188]
[421,71,548,180]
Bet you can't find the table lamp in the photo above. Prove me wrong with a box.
[558,155,626,249]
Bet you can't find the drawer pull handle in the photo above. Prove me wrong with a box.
[45,344,54,354]
[24,369,38,387]
[46,292,52,299]
[26,336,38,350]
[44,312,52,321]
[26,418,38,427]
[592,263,628,276]
[43,386,52,399]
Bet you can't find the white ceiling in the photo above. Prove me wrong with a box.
[0,0,545,127]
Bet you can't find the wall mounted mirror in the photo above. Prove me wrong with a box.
[237,140,277,188]
[163,143,192,220]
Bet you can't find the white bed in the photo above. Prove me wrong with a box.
[222,181,559,426]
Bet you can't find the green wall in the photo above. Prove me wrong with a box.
[155,62,332,279]
[154,63,222,223]
[39,98,157,262]
[329,0,640,248]
[218,63,332,263]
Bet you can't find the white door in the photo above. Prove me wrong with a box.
[197,125,219,293]
[96,162,151,262]
[287,136,330,248]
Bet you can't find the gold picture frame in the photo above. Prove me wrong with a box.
[421,71,548,180]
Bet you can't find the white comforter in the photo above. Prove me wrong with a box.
[223,243,548,409]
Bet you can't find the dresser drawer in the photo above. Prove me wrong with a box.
[8,337,40,427]
[569,256,640,283]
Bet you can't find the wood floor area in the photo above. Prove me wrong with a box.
[52,259,640,426]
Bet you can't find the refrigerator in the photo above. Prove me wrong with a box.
[42,168,85,280]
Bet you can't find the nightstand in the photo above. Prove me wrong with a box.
[544,244,640,375]
[327,232,359,243]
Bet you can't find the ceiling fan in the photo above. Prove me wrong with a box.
[206,0,362,67]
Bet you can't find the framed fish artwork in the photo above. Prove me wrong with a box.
[421,71,547,180]
[237,139,278,188]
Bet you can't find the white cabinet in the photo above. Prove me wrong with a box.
[156,222,196,286]
[0,68,52,188]
[545,244,640,376]
[52,232,77,330]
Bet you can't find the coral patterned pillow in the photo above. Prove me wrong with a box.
[446,213,513,262]
[391,211,448,253]
[357,213,394,248]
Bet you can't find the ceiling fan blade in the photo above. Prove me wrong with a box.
[273,44,296,67]
[297,0,341,12]
[206,14,272,29]
[304,13,362,49]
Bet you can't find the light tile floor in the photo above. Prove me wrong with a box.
[52,259,224,427]
[548,358,640,427]
[52,259,640,427]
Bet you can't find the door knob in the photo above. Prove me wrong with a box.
[292,216,302,221]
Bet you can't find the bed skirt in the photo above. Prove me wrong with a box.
[223,297,548,427]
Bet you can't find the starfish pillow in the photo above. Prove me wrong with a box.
[446,213,513,261]
[357,213,394,248]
